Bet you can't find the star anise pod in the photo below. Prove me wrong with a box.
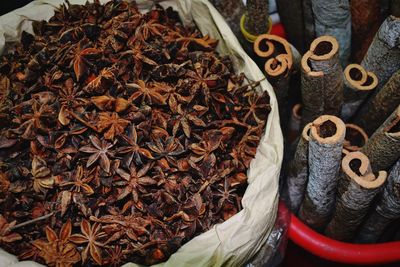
[60,165,94,195]
[170,104,207,137]
[127,80,166,105]
[116,124,154,167]
[189,130,222,173]
[58,78,88,126]
[97,112,129,140]
[70,219,106,265]
[79,135,115,173]
[0,215,22,244]
[114,162,157,203]
[242,91,270,125]
[31,156,55,193]
[104,245,126,267]
[32,220,81,267]
[213,178,239,213]
[147,136,185,169]
[72,41,102,81]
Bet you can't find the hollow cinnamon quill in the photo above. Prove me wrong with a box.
[299,115,346,231]
[325,151,387,241]
[286,123,312,213]
[361,15,400,92]
[361,105,400,173]
[301,36,343,128]
[356,160,400,243]
[343,124,368,152]
[341,64,378,121]
[353,70,400,136]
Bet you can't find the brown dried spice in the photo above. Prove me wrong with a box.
[0,1,270,266]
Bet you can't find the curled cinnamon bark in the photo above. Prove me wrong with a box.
[356,160,400,243]
[299,115,346,231]
[361,15,400,92]
[341,64,378,121]
[254,34,294,132]
[325,151,387,241]
[310,0,351,65]
[286,123,312,213]
[353,70,400,135]
[343,124,368,152]
[301,36,343,128]
[361,105,400,172]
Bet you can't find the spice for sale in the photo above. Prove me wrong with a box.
[325,151,387,241]
[0,1,271,266]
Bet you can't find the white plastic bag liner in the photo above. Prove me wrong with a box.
[0,0,283,266]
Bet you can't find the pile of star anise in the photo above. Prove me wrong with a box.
[0,1,270,266]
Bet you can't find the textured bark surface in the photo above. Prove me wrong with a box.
[301,36,343,128]
[299,115,346,231]
[356,160,400,243]
[276,0,307,53]
[325,152,387,241]
[341,64,377,121]
[350,0,383,63]
[245,0,269,35]
[288,103,302,144]
[311,0,351,66]
[361,16,400,92]
[209,0,245,39]
[254,34,294,134]
[287,123,312,213]
[361,106,400,173]
[343,124,368,152]
[303,0,316,50]
[392,0,400,16]
[353,70,400,136]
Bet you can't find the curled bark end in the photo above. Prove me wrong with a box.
[325,151,387,241]
[342,152,387,188]
[344,64,378,91]
[343,124,368,152]
[309,36,339,62]
[311,115,346,145]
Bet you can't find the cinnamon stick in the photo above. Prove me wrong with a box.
[301,36,343,128]
[303,0,316,50]
[356,159,400,243]
[299,115,346,231]
[361,105,400,173]
[343,124,368,152]
[350,0,383,62]
[245,0,269,35]
[276,0,307,53]
[310,0,351,66]
[325,151,387,241]
[286,123,312,213]
[361,15,400,93]
[341,64,378,121]
[353,70,400,136]
[288,103,302,144]
[254,34,294,133]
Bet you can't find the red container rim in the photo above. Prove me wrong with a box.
[287,206,400,265]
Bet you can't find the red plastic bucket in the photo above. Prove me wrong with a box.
[287,204,400,265]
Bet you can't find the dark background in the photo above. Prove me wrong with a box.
[0,0,33,16]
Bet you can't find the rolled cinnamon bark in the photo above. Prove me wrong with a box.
[288,103,302,144]
[356,160,400,243]
[350,0,383,62]
[245,0,269,35]
[286,123,312,213]
[302,0,316,50]
[325,151,387,241]
[310,0,351,66]
[301,36,343,128]
[361,105,400,173]
[341,64,378,121]
[343,124,368,152]
[254,34,294,132]
[353,70,400,136]
[361,15,400,92]
[299,115,346,231]
[276,0,307,53]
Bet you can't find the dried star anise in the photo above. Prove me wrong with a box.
[0,1,270,266]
